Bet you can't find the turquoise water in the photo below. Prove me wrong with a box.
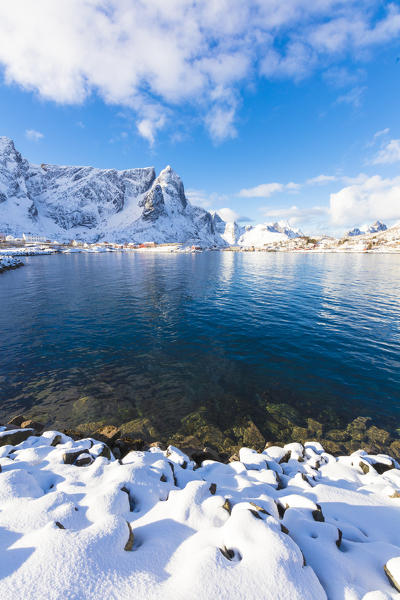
[0,251,399,432]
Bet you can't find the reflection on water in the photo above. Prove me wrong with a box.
[0,251,399,434]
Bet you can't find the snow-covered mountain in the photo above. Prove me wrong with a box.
[347,221,387,237]
[0,137,224,246]
[211,214,302,247]
[238,222,302,247]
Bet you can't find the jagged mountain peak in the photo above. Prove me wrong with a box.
[0,137,223,246]
[347,221,388,237]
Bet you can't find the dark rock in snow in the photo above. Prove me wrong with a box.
[0,428,34,447]
[124,521,134,551]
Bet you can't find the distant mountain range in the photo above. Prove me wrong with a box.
[346,221,387,237]
[1,137,394,250]
[0,136,302,247]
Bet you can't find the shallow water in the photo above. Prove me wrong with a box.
[0,251,399,434]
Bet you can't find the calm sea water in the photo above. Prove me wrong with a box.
[0,252,399,434]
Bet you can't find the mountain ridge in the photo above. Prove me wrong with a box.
[0,137,224,246]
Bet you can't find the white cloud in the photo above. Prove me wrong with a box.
[0,1,399,144]
[371,139,400,165]
[186,189,212,209]
[216,207,239,223]
[186,188,229,210]
[25,129,44,141]
[306,174,337,185]
[330,175,400,225]
[239,182,284,198]
[262,205,329,229]
[239,174,339,198]
[205,105,237,143]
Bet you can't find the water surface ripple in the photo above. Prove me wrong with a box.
[0,252,399,431]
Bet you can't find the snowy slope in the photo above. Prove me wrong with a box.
[237,222,302,247]
[0,427,400,599]
[211,213,302,247]
[0,137,224,246]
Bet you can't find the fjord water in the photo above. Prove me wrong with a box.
[0,252,399,435]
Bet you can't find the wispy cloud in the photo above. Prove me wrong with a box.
[371,139,400,165]
[239,182,285,198]
[306,174,337,185]
[25,129,44,141]
[239,173,340,199]
[336,86,366,108]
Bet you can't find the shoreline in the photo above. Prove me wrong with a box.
[3,409,399,464]
[0,243,400,255]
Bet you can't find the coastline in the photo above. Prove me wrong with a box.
[3,408,399,464]
[0,255,24,273]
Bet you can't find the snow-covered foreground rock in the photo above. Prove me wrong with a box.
[1,428,400,599]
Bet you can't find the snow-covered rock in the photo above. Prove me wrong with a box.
[0,255,23,272]
[347,221,387,237]
[0,137,225,246]
[237,222,302,247]
[1,428,399,599]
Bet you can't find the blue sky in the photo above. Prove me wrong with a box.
[0,0,400,234]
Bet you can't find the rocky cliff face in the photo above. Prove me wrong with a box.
[0,137,224,246]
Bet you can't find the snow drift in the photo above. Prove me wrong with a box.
[1,426,400,599]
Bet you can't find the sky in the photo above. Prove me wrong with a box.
[0,0,400,235]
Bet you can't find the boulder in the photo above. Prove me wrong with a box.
[390,440,400,461]
[62,449,86,464]
[7,415,26,427]
[346,417,371,442]
[149,441,166,451]
[366,425,390,446]
[306,419,323,437]
[325,429,350,442]
[75,453,94,467]
[94,425,121,443]
[20,420,44,434]
[113,437,145,458]
[0,428,34,447]
[242,420,265,451]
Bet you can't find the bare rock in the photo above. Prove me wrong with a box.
[124,521,134,551]
[62,449,86,464]
[7,415,26,427]
[75,453,94,467]
[20,420,44,434]
[384,559,400,592]
[94,425,121,444]
[0,428,34,447]
[228,453,239,462]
